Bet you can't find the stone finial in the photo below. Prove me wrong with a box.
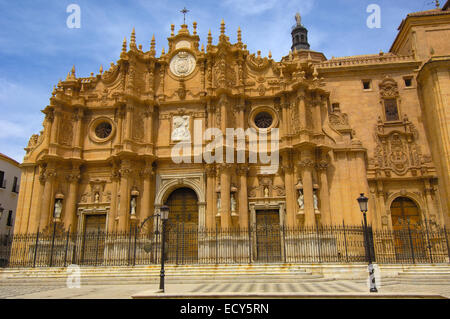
[171,24,175,36]
[237,27,242,43]
[161,47,165,55]
[201,43,205,52]
[268,50,272,59]
[150,34,156,56]
[220,19,225,35]
[436,0,440,8]
[71,65,76,76]
[122,37,127,53]
[208,29,212,45]
[99,65,103,74]
[193,21,197,35]
[130,27,137,49]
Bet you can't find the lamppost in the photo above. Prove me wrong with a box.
[357,193,378,293]
[158,205,169,293]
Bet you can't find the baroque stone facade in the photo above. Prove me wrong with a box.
[14,5,450,235]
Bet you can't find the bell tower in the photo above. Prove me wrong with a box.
[291,12,310,51]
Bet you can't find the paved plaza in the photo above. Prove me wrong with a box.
[1,280,449,299]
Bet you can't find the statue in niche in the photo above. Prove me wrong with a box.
[264,187,269,198]
[217,193,221,210]
[297,189,304,210]
[94,192,100,203]
[231,193,236,212]
[130,197,136,215]
[171,116,190,141]
[313,190,319,210]
[54,199,62,219]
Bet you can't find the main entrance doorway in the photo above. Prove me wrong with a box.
[390,197,426,262]
[255,210,282,262]
[165,187,199,264]
[81,214,106,265]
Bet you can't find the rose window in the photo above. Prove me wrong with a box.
[254,112,273,129]
[95,122,112,139]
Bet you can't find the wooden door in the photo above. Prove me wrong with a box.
[255,210,281,262]
[165,188,198,264]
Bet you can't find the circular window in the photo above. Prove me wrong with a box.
[254,112,273,129]
[89,117,115,143]
[95,122,112,139]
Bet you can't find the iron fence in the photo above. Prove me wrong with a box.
[1,224,449,268]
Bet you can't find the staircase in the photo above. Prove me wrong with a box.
[0,264,332,286]
[394,265,450,285]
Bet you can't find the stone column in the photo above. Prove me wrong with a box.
[125,104,133,141]
[39,166,57,230]
[140,162,154,227]
[317,158,331,225]
[118,160,132,231]
[237,164,249,229]
[299,151,315,227]
[312,95,322,135]
[206,164,216,229]
[282,152,296,227]
[117,105,125,144]
[423,179,438,224]
[297,89,307,130]
[50,109,60,145]
[63,165,81,232]
[219,164,231,229]
[281,101,290,137]
[145,107,154,146]
[73,108,84,158]
[108,167,120,233]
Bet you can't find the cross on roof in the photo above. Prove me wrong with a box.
[180,7,189,24]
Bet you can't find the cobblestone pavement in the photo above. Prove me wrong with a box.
[1,281,449,299]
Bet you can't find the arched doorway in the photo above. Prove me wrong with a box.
[391,197,421,230]
[164,187,199,264]
[390,197,425,262]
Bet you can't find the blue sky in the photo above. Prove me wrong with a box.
[0,0,437,162]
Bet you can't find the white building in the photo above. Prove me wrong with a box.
[0,153,21,236]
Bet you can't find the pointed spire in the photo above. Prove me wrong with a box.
[201,44,205,52]
[99,65,103,74]
[220,19,225,35]
[71,65,76,76]
[150,34,156,56]
[161,47,165,56]
[130,28,137,49]
[268,50,272,59]
[237,27,242,43]
[122,37,127,53]
[208,29,212,46]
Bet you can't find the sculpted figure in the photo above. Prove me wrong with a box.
[298,190,304,210]
[54,199,62,219]
[130,197,136,215]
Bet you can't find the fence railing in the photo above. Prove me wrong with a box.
[1,225,449,268]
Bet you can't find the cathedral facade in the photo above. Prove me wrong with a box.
[13,4,450,242]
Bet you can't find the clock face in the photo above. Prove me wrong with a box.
[169,51,196,77]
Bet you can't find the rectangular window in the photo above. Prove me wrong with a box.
[7,210,13,227]
[12,176,18,193]
[384,98,400,121]
[362,80,371,90]
[404,77,413,87]
[0,171,5,189]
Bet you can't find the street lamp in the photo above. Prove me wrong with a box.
[158,205,169,293]
[357,193,378,293]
